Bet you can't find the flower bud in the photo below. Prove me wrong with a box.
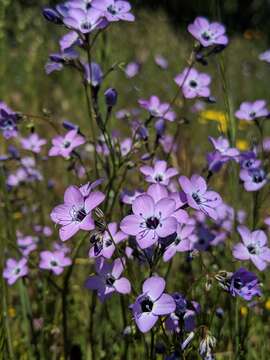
[104,88,118,107]
[42,8,63,25]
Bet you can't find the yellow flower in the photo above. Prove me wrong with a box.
[8,307,16,318]
[240,306,248,316]
[265,299,270,310]
[199,110,228,132]
[236,139,249,151]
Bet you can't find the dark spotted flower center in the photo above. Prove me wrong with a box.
[81,21,92,30]
[146,216,160,229]
[233,277,243,290]
[106,275,115,286]
[63,140,71,148]
[247,244,257,255]
[155,174,163,182]
[249,111,256,118]
[252,171,265,183]
[189,80,198,88]
[192,192,201,204]
[14,268,21,275]
[201,32,211,41]
[174,237,181,245]
[141,298,153,313]
[108,5,117,15]
[50,260,58,267]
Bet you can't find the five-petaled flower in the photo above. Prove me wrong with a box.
[120,194,177,249]
[233,226,270,271]
[49,129,85,159]
[235,100,268,121]
[140,160,178,186]
[131,276,176,333]
[39,250,72,275]
[188,17,228,47]
[50,184,105,241]
[85,257,131,301]
[179,175,222,220]
[174,68,211,99]
[3,258,28,285]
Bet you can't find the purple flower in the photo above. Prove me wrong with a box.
[85,257,131,301]
[240,168,267,191]
[235,100,268,121]
[89,222,126,259]
[3,258,28,285]
[49,129,85,159]
[259,50,270,63]
[239,151,261,170]
[20,133,47,153]
[45,47,79,74]
[209,136,239,159]
[139,96,176,122]
[84,62,103,87]
[104,88,118,107]
[63,7,106,34]
[92,0,135,22]
[140,160,178,186]
[174,68,211,99]
[229,268,261,301]
[188,17,228,47]
[179,175,222,220]
[120,194,177,249]
[0,102,20,139]
[60,31,81,51]
[50,185,105,241]
[17,233,38,257]
[159,135,177,154]
[125,62,140,78]
[121,189,144,205]
[165,293,199,333]
[163,220,194,262]
[131,276,176,333]
[67,0,94,12]
[120,138,132,156]
[233,226,270,271]
[154,55,168,69]
[39,250,71,275]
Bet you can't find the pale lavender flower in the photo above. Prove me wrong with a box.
[155,55,168,69]
[92,0,135,22]
[45,48,79,74]
[50,185,105,241]
[125,62,140,78]
[179,175,222,220]
[233,226,270,271]
[239,151,261,170]
[49,129,85,159]
[89,222,127,259]
[17,234,38,257]
[209,136,239,159]
[39,250,71,275]
[259,50,270,63]
[175,68,211,99]
[188,17,228,47]
[63,7,106,34]
[131,276,176,333]
[3,258,28,285]
[85,257,131,301]
[20,133,47,153]
[120,138,132,156]
[235,100,268,121]
[121,189,144,205]
[120,194,177,249]
[240,168,267,191]
[139,96,176,122]
[140,160,178,186]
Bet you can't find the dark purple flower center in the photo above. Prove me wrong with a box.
[106,274,115,286]
[155,174,163,182]
[252,170,265,183]
[108,5,117,15]
[249,111,256,118]
[14,268,21,275]
[81,21,92,31]
[192,192,201,204]
[189,80,198,88]
[174,237,181,245]
[146,216,160,229]
[72,206,87,222]
[105,239,112,247]
[201,31,211,41]
[140,297,153,313]
[50,260,58,267]
[0,118,15,130]
[233,277,243,290]
[63,140,71,148]
[247,244,257,255]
